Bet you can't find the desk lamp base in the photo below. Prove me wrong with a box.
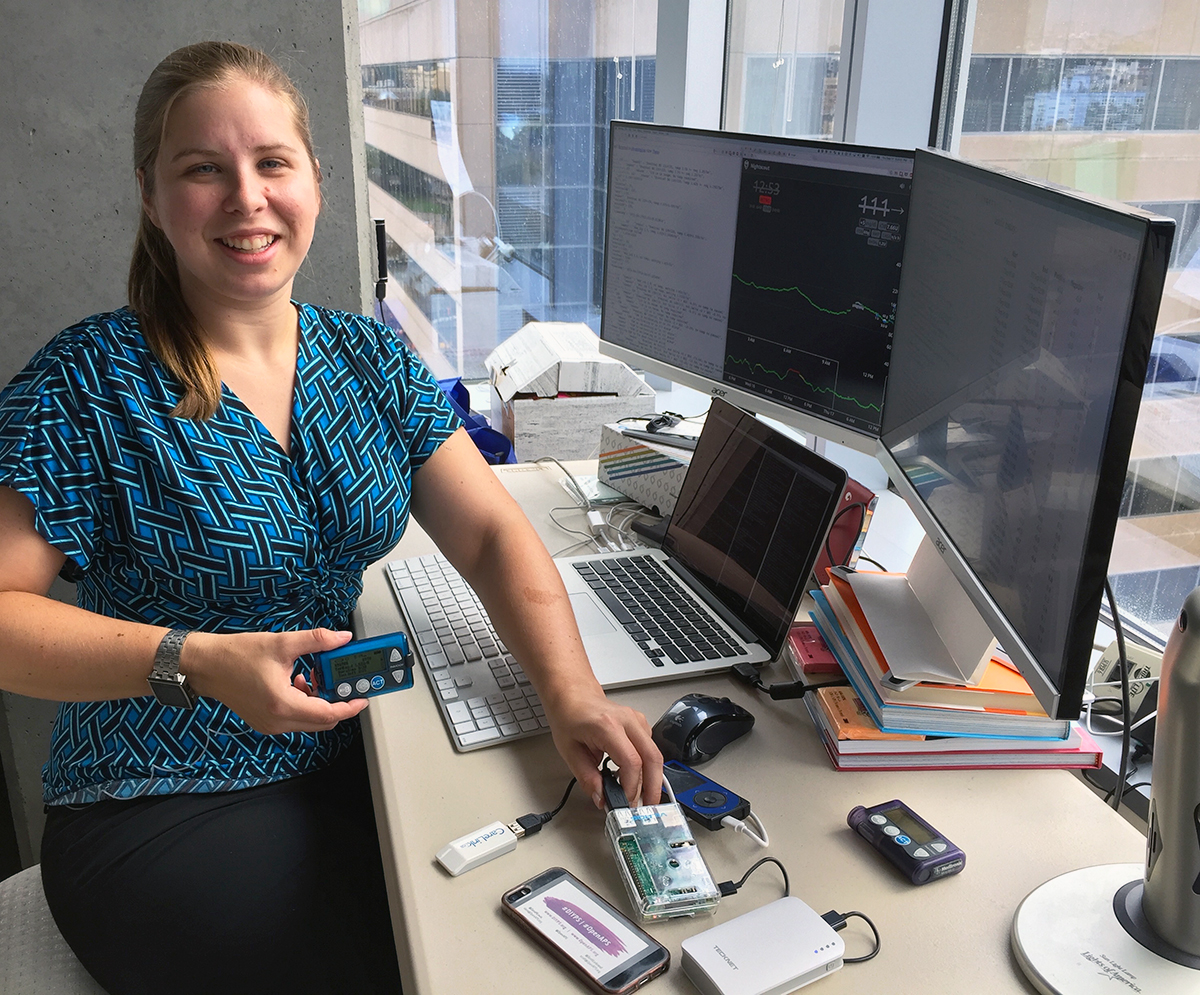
[1012,863,1200,994]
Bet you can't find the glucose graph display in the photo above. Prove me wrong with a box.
[725,159,908,435]
[600,124,913,444]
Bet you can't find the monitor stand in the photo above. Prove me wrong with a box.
[1012,863,1199,993]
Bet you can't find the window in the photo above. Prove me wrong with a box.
[359,0,658,380]
[725,0,845,139]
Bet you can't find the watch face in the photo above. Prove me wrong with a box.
[148,677,196,709]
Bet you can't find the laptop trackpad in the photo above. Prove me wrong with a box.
[569,593,619,636]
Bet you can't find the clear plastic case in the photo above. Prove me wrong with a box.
[604,803,721,921]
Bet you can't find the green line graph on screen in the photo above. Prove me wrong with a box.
[731,273,895,328]
[724,350,883,413]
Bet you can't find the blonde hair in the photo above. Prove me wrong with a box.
[128,41,320,419]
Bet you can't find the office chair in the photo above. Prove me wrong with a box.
[0,865,106,994]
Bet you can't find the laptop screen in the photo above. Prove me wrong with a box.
[663,398,848,657]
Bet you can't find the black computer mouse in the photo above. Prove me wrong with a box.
[651,693,755,765]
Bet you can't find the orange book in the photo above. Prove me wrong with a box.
[825,574,1045,715]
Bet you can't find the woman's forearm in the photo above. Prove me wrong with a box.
[0,591,166,701]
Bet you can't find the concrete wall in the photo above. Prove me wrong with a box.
[0,0,372,867]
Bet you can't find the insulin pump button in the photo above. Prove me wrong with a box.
[931,841,947,853]
[371,675,385,690]
[355,678,371,693]
[391,669,406,683]
[913,847,929,858]
[869,814,888,826]
[694,791,727,808]
[884,825,900,836]
[896,835,911,845]
[336,682,352,698]
[389,648,404,664]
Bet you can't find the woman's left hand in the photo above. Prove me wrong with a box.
[540,686,663,810]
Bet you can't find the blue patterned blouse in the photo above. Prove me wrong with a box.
[0,305,461,804]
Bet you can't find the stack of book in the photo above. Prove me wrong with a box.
[806,572,1101,771]
[804,684,1101,771]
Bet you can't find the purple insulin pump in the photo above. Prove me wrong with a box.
[847,799,965,885]
[313,631,413,702]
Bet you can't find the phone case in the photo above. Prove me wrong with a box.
[501,867,670,994]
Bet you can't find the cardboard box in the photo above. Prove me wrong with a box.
[486,322,654,462]
[597,424,691,516]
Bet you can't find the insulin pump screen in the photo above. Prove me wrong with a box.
[511,876,652,982]
[330,649,385,682]
[883,805,934,845]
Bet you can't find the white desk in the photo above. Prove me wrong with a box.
[355,461,1146,994]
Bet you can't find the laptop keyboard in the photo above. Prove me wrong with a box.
[386,554,549,751]
[572,555,745,667]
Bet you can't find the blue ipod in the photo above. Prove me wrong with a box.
[662,760,751,830]
[313,632,413,702]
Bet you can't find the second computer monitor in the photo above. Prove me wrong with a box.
[599,122,913,453]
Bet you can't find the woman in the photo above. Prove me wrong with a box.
[0,41,661,994]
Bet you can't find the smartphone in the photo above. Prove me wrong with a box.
[501,866,670,994]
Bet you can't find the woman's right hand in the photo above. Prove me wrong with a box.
[182,628,369,735]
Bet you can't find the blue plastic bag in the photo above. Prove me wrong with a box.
[437,378,517,465]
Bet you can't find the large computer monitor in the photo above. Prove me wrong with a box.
[598,122,913,454]
[878,149,1174,721]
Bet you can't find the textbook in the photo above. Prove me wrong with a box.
[823,574,1041,713]
[809,589,1072,740]
[804,687,1101,771]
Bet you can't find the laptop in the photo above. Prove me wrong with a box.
[386,398,847,749]
[553,397,848,687]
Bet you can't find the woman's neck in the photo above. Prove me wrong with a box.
[188,287,299,365]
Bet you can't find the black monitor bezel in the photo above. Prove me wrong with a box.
[597,120,915,455]
[877,148,1175,720]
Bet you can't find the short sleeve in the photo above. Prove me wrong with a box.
[395,342,463,472]
[0,336,106,572]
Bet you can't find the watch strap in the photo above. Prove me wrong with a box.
[147,629,198,708]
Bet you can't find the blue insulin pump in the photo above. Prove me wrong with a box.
[313,632,414,702]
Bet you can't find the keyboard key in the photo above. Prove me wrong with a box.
[454,675,472,688]
[446,701,471,723]
[475,715,496,729]
[498,722,520,736]
[424,653,449,671]
[538,716,551,728]
[514,673,530,686]
[518,718,540,733]
[459,728,503,746]
[439,689,459,701]
[490,700,511,714]
[504,688,526,701]
[511,707,534,722]
[453,720,476,736]
[496,676,516,689]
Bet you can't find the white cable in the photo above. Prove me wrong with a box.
[721,811,770,848]
[661,766,677,804]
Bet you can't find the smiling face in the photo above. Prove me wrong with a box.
[140,79,321,315]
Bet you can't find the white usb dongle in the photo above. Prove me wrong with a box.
[436,820,518,876]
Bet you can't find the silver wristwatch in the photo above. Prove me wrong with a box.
[147,629,198,709]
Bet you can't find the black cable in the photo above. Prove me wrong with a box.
[855,555,888,572]
[717,856,790,898]
[1104,579,1132,813]
[821,910,881,963]
[732,663,848,699]
[823,502,867,573]
[510,777,578,837]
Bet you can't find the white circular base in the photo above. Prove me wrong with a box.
[1012,863,1200,995]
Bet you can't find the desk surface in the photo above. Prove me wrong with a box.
[357,462,1146,995]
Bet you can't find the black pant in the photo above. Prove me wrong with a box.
[41,733,402,995]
